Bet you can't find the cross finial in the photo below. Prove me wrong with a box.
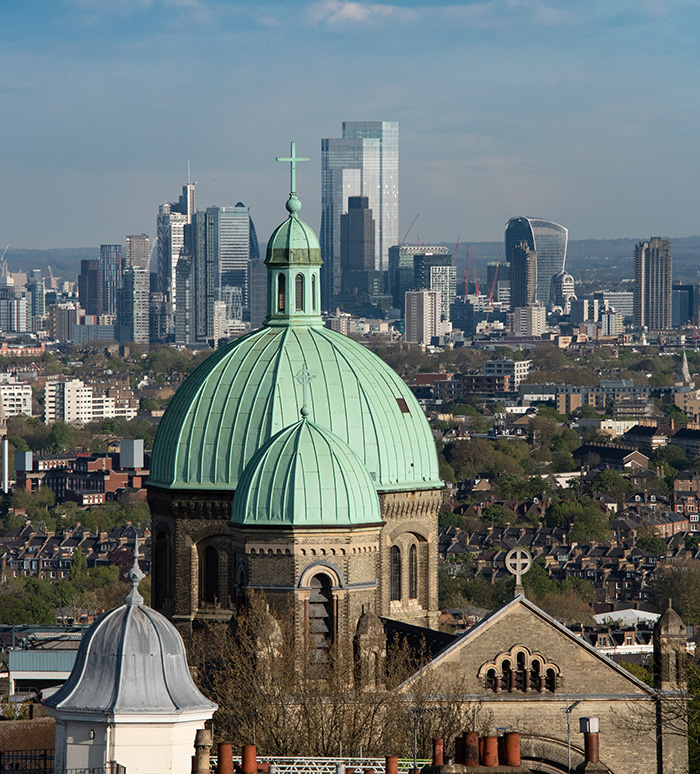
[125,532,145,606]
[505,546,532,598]
[295,366,314,418]
[276,141,310,197]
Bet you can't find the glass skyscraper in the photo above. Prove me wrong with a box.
[320,121,398,307]
[505,217,568,308]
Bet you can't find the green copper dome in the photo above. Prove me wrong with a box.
[231,417,381,527]
[148,324,441,493]
[148,145,441,497]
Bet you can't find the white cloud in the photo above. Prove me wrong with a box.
[307,0,416,26]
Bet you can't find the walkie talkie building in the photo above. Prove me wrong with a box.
[505,217,568,308]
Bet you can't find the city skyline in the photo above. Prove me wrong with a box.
[1,2,698,250]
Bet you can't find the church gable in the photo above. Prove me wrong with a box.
[400,596,653,698]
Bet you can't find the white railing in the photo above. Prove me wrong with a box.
[226,757,430,774]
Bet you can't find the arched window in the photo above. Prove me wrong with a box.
[545,668,557,693]
[486,668,497,691]
[201,546,219,606]
[308,573,334,677]
[312,275,317,311]
[515,651,527,691]
[390,545,401,601]
[295,274,304,312]
[409,544,418,599]
[531,659,542,692]
[277,274,286,312]
[500,659,512,692]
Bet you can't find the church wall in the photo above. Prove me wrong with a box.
[379,489,441,627]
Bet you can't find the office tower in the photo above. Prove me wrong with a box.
[118,267,150,343]
[321,121,398,305]
[27,274,45,318]
[405,289,440,345]
[157,179,196,320]
[174,249,195,345]
[248,258,267,330]
[505,217,568,308]
[218,204,252,306]
[99,244,123,316]
[592,290,634,321]
[0,278,27,334]
[388,245,448,310]
[672,284,695,328]
[340,196,375,294]
[634,237,672,330]
[78,259,102,316]
[570,298,599,325]
[508,241,537,308]
[126,234,150,271]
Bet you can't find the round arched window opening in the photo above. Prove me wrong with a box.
[390,545,401,601]
[295,274,304,312]
[277,274,286,312]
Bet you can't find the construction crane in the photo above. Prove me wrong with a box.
[488,255,502,308]
[398,214,420,246]
[464,242,469,297]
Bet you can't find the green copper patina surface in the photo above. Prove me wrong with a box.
[231,417,381,527]
[149,323,441,492]
[149,144,442,500]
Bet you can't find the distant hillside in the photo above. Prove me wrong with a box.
[6,236,700,288]
[5,247,98,282]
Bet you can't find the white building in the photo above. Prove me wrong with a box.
[0,375,32,417]
[482,359,532,389]
[405,289,441,346]
[601,310,624,336]
[45,379,94,424]
[45,379,137,424]
[513,304,547,337]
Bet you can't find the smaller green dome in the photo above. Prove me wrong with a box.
[266,197,322,267]
[231,418,381,528]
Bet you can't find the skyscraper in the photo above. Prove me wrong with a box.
[505,217,568,308]
[340,196,375,294]
[99,244,123,316]
[126,234,150,271]
[388,244,449,310]
[321,121,398,306]
[78,259,102,316]
[634,237,672,330]
[405,289,440,345]
[157,179,196,324]
[118,266,150,343]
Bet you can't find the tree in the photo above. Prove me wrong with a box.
[648,560,700,625]
[70,546,88,585]
[48,421,76,453]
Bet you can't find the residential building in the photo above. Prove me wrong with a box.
[174,248,195,345]
[482,359,531,389]
[321,121,398,305]
[98,244,123,317]
[125,234,150,271]
[0,375,32,416]
[47,303,80,342]
[78,260,102,316]
[513,304,546,337]
[405,289,441,345]
[601,310,624,336]
[505,217,568,308]
[118,266,149,344]
[634,237,672,330]
[0,277,28,333]
[44,379,94,424]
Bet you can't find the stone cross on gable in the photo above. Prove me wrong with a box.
[505,546,532,598]
[276,141,310,196]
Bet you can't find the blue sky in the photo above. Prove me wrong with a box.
[1,0,697,249]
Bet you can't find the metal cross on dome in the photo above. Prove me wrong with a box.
[276,141,310,196]
[505,546,532,597]
[295,366,314,417]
